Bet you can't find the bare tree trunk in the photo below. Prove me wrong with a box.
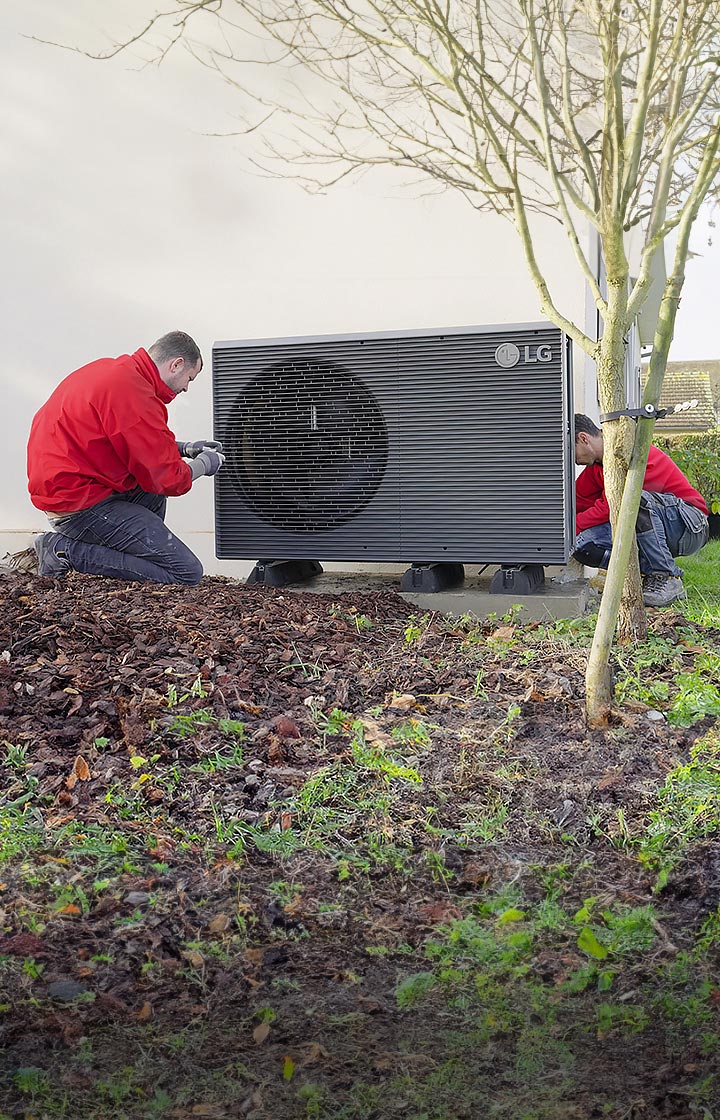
[602,419,647,644]
[585,422,652,723]
[584,282,647,726]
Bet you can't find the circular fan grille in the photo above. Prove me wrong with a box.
[227,361,389,532]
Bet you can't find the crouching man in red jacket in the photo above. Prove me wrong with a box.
[573,414,709,607]
[26,331,224,585]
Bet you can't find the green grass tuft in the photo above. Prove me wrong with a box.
[682,538,720,625]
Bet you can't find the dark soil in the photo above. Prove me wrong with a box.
[0,571,719,1120]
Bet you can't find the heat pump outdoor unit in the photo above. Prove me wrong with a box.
[212,323,575,593]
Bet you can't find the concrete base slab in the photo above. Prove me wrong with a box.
[279,565,590,622]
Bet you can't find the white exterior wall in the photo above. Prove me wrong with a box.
[2,0,598,576]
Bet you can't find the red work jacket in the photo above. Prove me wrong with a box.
[576,445,708,534]
[27,348,192,513]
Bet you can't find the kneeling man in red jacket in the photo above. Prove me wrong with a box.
[26,331,224,584]
[573,414,708,607]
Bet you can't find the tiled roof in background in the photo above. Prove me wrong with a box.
[664,360,720,380]
[640,370,717,431]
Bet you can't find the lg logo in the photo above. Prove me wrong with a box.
[495,342,553,368]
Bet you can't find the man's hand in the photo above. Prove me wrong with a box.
[189,449,225,481]
[177,439,224,458]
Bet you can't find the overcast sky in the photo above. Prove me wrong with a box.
[667,213,719,362]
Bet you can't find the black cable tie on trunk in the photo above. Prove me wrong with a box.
[600,404,668,423]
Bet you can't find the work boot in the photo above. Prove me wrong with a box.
[34,534,72,578]
[642,571,687,608]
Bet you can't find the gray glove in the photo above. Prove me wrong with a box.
[189,449,225,480]
[177,439,224,458]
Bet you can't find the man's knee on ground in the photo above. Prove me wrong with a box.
[176,556,203,586]
[573,541,608,568]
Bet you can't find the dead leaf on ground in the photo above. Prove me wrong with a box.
[267,735,286,765]
[253,1020,271,1045]
[207,913,231,935]
[44,813,75,828]
[596,769,623,791]
[275,716,301,738]
[234,698,263,715]
[57,903,82,916]
[73,756,90,781]
[387,693,416,711]
[416,900,464,923]
[359,716,394,747]
[299,1041,329,1066]
[67,754,91,790]
[459,861,492,887]
[356,996,384,1013]
[611,706,643,728]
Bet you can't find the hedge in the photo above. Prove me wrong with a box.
[654,428,720,515]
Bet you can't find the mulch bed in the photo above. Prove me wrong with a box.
[0,571,719,1119]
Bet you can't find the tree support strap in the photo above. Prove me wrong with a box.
[600,399,698,424]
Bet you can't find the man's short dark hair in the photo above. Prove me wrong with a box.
[148,331,202,370]
[574,413,601,440]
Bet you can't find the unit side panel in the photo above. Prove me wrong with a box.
[397,328,571,564]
